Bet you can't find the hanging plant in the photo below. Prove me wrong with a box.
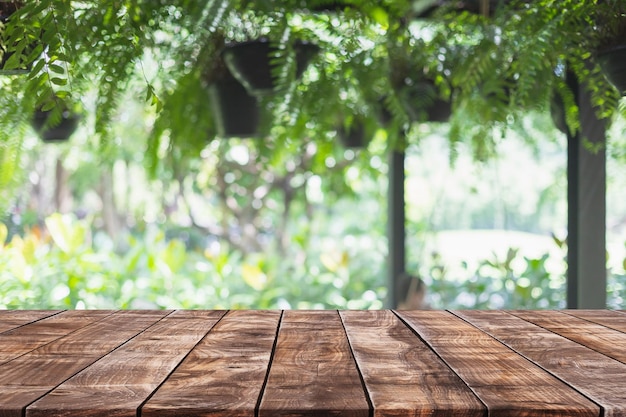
[221,38,319,96]
[309,2,354,13]
[337,115,369,149]
[201,34,262,139]
[389,46,452,124]
[0,0,29,74]
[31,99,82,142]
[413,0,514,19]
[394,77,452,123]
[206,66,261,138]
[550,91,568,134]
[461,0,625,123]
[595,8,626,95]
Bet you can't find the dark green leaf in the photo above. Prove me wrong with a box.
[48,64,66,74]
[50,77,68,86]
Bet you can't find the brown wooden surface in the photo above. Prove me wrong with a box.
[340,310,484,417]
[258,310,369,417]
[143,310,280,417]
[27,310,225,417]
[565,309,626,332]
[0,310,112,365]
[456,310,626,417]
[0,310,61,334]
[512,309,626,364]
[0,310,625,417]
[0,310,169,417]
[398,310,599,417]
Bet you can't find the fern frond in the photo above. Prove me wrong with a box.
[0,77,30,216]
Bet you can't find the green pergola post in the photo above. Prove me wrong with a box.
[388,74,608,309]
[387,149,406,308]
[566,72,607,309]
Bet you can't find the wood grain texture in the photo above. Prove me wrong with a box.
[0,310,62,334]
[142,310,282,417]
[1,310,625,417]
[457,310,626,417]
[0,388,52,417]
[512,309,626,364]
[259,310,370,417]
[26,310,225,417]
[398,310,599,417]
[0,310,113,365]
[564,309,626,332]
[0,310,169,417]
[340,310,484,417]
[509,310,626,417]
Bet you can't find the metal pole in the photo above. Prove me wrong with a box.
[566,71,580,308]
[566,71,607,308]
[388,149,406,308]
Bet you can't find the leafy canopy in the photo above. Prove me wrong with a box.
[0,0,624,215]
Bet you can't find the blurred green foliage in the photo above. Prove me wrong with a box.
[0,213,387,309]
[423,249,567,309]
[1,1,625,310]
[3,213,625,309]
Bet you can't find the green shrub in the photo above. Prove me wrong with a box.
[2,214,623,309]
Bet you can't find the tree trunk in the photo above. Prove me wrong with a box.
[54,158,72,214]
[98,168,123,238]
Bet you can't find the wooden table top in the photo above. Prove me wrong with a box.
[1,309,625,417]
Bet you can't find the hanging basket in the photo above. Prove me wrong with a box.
[597,44,626,95]
[550,92,568,134]
[207,72,260,138]
[221,39,319,96]
[310,2,353,12]
[31,109,80,142]
[338,119,368,149]
[422,97,452,122]
[414,0,512,18]
[397,79,452,123]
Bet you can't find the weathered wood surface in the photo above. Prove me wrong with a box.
[340,310,484,417]
[0,310,61,334]
[512,310,626,364]
[0,310,111,365]
[143,310,280,417]
[0,310,624,417]
[0,310,169,417]
[258,310,369,417]
[456,310,626,417]
[398,310,599,417]
[27,310,225,417]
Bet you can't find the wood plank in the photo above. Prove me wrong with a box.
[142,310,281,417]
[511,310,626,364]
[0,310,114,365]
[26,310,225,417]
[456,310,626,417]
[258,310,369,417]
[564,309,626,332]
[0,310,62,334]
[0,310,170,417]
[397,310,599,417]
[340,310,485,417]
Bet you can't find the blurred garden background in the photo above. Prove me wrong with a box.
[1,1,626,309]
[3,106,626,310]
